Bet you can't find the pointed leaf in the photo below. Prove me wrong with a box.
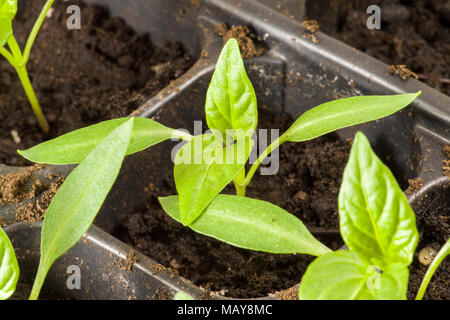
[283,93,421,142]
[205,38,258,136]
[339,132,419,265]
[174,133,253,225]
[160,195,331,256]
[18,117,186,165]
[0,227,19,300]
[298,251,408,300]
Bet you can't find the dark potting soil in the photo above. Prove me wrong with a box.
[307,0,450,96]
[116,112,350,298]
[0,0,193,166]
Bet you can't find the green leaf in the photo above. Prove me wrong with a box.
[174,133,253,225]
[0,0,17,48]
[30,118,134,300]
[298,251,409,300]
[338,132,419,265]
[283,93,421,143]
[159,195,331,256]
[19,117,186,165]
[0,227,19,300]
[205,38,258,137]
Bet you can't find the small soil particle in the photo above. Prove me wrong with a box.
[152,287,172,300]
[294,190,308,201]
[0,216,6,227]
[301,19,320,43]
[216,23,265,59]
[443,144,450,158]
[406,178,423,195]
[190,0,200,7]
[274,285,299,300]
[301,19,320,33]
[119,250,139,271]
[418,247,437,266]
[387,65,419,81]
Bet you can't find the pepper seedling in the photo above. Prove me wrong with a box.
[298,132,449,300]
[0,0,55,133]
[18,38,421,299]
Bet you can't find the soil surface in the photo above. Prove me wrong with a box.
[408,182,449,300]
[0,0,193,166]
[406,177,423,195]
[116,112,350,298]
[308,0,450,96]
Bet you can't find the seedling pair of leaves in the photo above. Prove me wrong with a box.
[298,132,450,300]
[15,38,421,299]
[0,0,55,133]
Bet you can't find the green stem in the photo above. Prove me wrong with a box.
[16,64,50,133]
[415,239,450,300]
[23,0,56,64]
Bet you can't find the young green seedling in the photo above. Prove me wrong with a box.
[298,132,449,300]
[0,226,19,300]
[415,238,449,300]
[18,38,420,298]
[0,0,55,133]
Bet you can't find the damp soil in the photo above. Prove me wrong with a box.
[216,23,265,59]
[0,0,193,166]
[307,0,450,96]
[116,112,350,299]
